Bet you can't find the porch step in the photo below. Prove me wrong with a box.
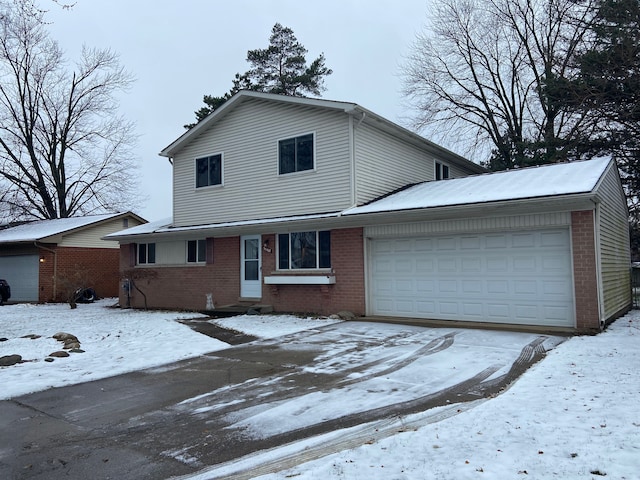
[204,303,273,317]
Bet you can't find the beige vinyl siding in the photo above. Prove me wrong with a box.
[59,217,144,248]
[364,212,572,238]
[172,99,352,227]
[448,161,476,179]
[597,164,631,319]
[354,123,434,205]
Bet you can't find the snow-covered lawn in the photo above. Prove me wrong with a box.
[1,300,639,479]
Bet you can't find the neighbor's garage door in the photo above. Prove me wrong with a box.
[369,229,574,327]
[0,255,39,302]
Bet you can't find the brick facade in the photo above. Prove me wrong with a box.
[571,210,601,331]
[38,246,121,302]
[119,228,366,316]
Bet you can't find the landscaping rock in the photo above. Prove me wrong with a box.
[334,310,356,321]
[63,341,81,350]
[44,358,55,362]
[0,354,22,367]
[49,351,70,358]
[69,348,85,354]
[53,332,78,342]
[21,334,41,340]
[0,337,8,342]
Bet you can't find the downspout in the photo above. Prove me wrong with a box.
[35,242,57,301]
[593,199,605,330]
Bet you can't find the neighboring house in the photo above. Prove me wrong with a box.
[106,91,631,333]
[0,212,145,302]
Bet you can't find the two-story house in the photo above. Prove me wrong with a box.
[107,91,631,333]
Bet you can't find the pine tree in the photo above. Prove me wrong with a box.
[186,24,332,129]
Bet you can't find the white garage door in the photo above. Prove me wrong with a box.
[369,229,574,327]
[0,255,39,302]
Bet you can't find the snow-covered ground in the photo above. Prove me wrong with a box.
[1,300,639,479]
[0,299,338,400]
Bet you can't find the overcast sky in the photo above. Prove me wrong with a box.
[46,0,433,222]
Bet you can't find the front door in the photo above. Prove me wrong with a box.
[240,235,262,299]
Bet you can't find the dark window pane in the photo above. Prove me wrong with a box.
[443,164,450,179]
[278,234,289,269]
[209,155,222,185]
[279,138,296,174]
[147,243,156,264]
[197,239,207,262]
[196,157,209,187]
[291,231,316,269]
[296,134,314,172]
[187,240,197,262]
[138,244,146,264]
[244,238,259,260]
[319,231,331,268]
[245,260,259,281]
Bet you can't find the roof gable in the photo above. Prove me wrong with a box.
[159,91,486,174]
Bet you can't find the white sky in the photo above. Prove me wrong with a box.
[44,0,432,222]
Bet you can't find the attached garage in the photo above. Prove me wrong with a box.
[348,157,632,332]
[369,229,574,327]
[0,255,39,302]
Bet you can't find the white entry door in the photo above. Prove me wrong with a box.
[241,235,262,299]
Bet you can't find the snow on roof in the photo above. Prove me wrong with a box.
[0,213,125,244]
[104,212,343,238]
[344,157,612,216]
[104,217,173,238]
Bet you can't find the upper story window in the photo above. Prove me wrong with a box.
[278,133,314,175]
[435,161,450,180]
[196,153,223,188]
[137,243,156,265]
[187,239,207,263]
[278,231,330,270]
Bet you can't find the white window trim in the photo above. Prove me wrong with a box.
[435,161,450,181]
[194,152,224,189]
[276,131,316,176]
[137,243,156,265]
[186,239,207,264]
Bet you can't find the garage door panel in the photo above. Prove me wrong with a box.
[0,255,39,302]
[512,233,536,247]
[369,229,574,327]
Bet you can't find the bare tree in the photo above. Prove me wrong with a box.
[0,0,140,221]
[403,0,599,169]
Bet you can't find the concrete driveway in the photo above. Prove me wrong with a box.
[0,321,565,480]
